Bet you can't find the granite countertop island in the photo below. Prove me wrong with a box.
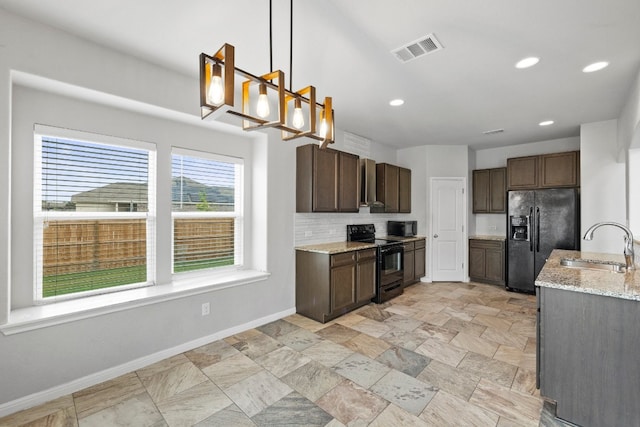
[536,249,640,426]
[535,248,640,301]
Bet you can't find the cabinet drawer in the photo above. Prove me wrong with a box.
[357,248,377,261]
[331,251,356,267]
[403,241,415,251]
[414,239,426,249]
[469,239,503,250]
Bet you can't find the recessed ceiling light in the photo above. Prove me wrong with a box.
[583,61,609,73]
[389,99,404,106]
[539,120,554,126]
[515,57,540,69]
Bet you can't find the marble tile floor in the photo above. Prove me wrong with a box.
[1,281,566,426]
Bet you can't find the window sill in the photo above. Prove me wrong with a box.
[0,269,270,335]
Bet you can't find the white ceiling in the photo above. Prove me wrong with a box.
[2,0,640,150]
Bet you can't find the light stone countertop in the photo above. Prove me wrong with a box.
[469,235,506,241]
[382,235,427,243]
[295,241,376,254]
[536,249,640,301]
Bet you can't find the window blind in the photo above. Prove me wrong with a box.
[34,128,156,301]
[171,149,243,273]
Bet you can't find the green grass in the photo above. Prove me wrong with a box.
[173,256,234,273]
[43,265,147,298]
[43,257,235,297]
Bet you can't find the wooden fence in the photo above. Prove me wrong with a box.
[43,218,235,276]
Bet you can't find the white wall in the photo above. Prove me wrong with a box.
[0,8,297,410]
[472,137,581,236]
[580,120,627,254]
[617,67,640,239]
[397,145,469,281]
[474,136,581,169]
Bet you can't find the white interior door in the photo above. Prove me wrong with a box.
[431,177,465,281]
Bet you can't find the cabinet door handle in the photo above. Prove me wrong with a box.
[433,234,439,238]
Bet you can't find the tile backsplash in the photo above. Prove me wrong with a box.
[295,210,403,246]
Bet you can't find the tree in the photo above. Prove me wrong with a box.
[196,190,211,211]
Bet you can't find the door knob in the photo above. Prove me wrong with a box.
[433,234,439,238]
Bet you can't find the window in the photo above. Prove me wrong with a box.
[34,126,156,302]
[172,148,243,274]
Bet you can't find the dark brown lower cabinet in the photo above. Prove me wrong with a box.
[414,240,426,280]
[538,287,640,426]
[296,248,377,323]
[469,239,505,285]
[402,239,426,287]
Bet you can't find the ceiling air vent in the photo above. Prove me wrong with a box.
[392,33,443,63]
[483,128,505,135]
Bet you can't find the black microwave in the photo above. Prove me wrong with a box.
[387,221,417,237]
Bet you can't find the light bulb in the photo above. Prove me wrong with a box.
[207,63,224,105]
[319,116,328,138]
[292,98,304,129]
[256,83,270,118]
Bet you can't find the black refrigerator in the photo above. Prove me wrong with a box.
[506,188,579,293]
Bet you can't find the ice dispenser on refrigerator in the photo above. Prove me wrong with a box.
[510,215,530,241]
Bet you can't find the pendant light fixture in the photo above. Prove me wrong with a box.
[199,0,334,147]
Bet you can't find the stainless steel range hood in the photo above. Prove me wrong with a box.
[360,158,385,211]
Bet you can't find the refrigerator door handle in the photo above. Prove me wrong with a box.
[529,207,534,252]
[536,207,541,252]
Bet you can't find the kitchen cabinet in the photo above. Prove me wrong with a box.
[296,247,377,323]
[539,151,579,188]
[376,163,399,212]
[399,167,411,213]
[338,150,360,212]
[402,238,426,286]
[414,240,426,280]
[469,238,505,285]
[296,144,359,213]
[356,248,377,302]
[472,168,506,213]
[507,151,579,190]
[375,163,412,213]
[538,286,640,426]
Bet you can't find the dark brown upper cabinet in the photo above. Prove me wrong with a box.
[399,167,411,213]
[376,163,399,213]
[338,151,360,212]
[296,144,360,213]
[539,151,580,188]
[507,151,579,190]
[376,163,411,213]
[507,156,539,190]
[473,167,506,213]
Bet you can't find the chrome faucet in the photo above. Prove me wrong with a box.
[583,222,635,271]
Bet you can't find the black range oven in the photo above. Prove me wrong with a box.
[347,224,404,303]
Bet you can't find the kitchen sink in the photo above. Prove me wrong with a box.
[560,258,626,273]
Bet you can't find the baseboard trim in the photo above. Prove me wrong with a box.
[0,307,296,418]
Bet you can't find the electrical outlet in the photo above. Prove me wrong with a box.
[329,229,336,235]
[305,230,312,237]
[201,302,210,316]
[490,225,497,231]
